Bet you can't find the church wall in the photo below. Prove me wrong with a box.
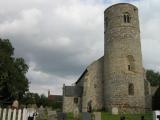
[63,96,75,112]
[63,96,81,112]
[82,57,104,112]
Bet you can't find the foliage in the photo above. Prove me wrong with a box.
[48,100,62,110]
[0,38,29,103]
[21,92,48,107]
[21,92,62,110]
[146,70,160,86]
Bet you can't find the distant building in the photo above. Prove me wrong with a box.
[48,90,62,102]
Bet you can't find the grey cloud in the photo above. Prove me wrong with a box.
[0,0,160,95]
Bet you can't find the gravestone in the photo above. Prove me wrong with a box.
[93,112,101,120]
[82,112,90,120]
[112,107,118,115]
[73,106,80,120]
[141,116,144,120]
[57,112,67,120]
[12,100,19,109]
[48,111,57,120]
[120,116,125,120]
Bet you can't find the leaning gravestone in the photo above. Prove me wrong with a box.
[112,107,118,115]
[82,112,90,120]
[57,112,67,120]
[93,112,101,120]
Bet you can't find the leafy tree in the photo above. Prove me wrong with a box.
[0,38,29,103]
[146,70,160,86]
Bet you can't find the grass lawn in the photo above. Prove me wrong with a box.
[67,112,73,120]
[101,112,153,120]
[67,112,153,120]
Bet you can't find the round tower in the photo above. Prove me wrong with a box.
[104,3,145,113]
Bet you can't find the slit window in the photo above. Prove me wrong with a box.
[129,83,134,95]
[127,55,135,72]
[128,65,131,71]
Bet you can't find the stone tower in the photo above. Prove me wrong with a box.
[104,3,145,113]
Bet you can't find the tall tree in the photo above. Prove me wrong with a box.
[0,38,29,102]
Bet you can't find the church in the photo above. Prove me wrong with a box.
[62,3,156,113]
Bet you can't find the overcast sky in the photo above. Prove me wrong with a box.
[0,0,160,95]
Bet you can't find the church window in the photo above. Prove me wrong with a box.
[127,55,135,72]
[129,83,134,95]
[128,65,131,71]
[74,97,78,104]
[124,12,131,23]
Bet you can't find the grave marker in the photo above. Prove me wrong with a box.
[82,112,90,120]
[112,107,118,115]
[57,112,66,120]
[93,112,101,120]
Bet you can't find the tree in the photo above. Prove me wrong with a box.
[146,70,160,86]
[0,38,29,103]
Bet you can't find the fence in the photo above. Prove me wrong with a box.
[0,108,35,120]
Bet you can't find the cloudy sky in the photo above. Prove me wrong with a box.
[0,0,160,95]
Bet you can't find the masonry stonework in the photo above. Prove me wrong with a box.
[104,3,145,113]
[63,3,153,113]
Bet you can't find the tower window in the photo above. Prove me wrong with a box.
[129,83,134,95]
[124,12,131,23]
[127,55,135,72]
[128,65,131,71]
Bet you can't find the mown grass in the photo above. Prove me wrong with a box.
[101,112,153,120]
[67,112,73,120]
[67,112,153,120]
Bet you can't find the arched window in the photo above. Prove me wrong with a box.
[124,12,131,23]
[127,55,135,71]
[129,83,134,95]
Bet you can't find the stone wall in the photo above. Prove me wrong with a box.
[82,57,104,112]
[63,96,81,112]
[104,3,145,113]
[63,97,75,112]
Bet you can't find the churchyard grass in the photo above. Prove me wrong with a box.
[101,112,153,120]
[67,112,73,119]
